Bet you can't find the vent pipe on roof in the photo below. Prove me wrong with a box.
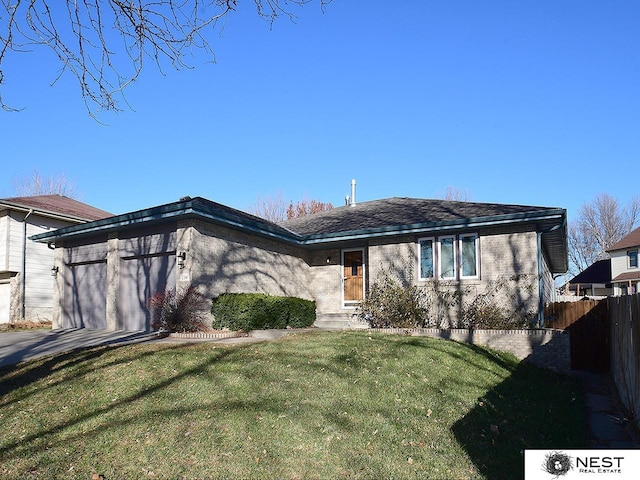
[349,179,356,207]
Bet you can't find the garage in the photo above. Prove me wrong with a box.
[116,225,177,331]
[62,242,108,329]
[119,252,176,331]
[63,261,107,329]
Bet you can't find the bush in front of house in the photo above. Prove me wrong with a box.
[456,274,538,329]
[150,285,210,333]
[210,293,316,331]
[357,265,429,329]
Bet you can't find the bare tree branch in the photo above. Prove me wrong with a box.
[249,192,333,222]
[568,193,640,276]
[439,186,472,202]
[1,0,330,116]
[11,170,79,198]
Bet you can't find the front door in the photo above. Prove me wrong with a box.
[343,249,364,306]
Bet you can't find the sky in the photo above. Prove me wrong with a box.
[1,1,639,221]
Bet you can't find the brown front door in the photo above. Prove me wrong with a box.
[343,250,364,305]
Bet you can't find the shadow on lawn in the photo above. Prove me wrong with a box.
[0,341,186,405]
[451,354,588,480]
[0,344,235,459]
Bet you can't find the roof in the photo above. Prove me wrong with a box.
[281,197,560,237]
[607,226,640,252]
[568,259,611,285]
[282,197,568,272]
[611,271,640,283]
[0,195,112,222]
[30,196,568,272]
[30,196,296,244]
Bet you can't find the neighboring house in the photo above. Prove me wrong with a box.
[0,195,112,324]
[607,226,640,296]
[30,195,568,331]
[564,259,612,297]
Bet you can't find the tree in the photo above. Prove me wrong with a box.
[285,198,333,219]
[250,192,333,222]
[568,193,640,275]
[0,1,330,115]
[11,170,79,198]
[440,186,472,202]
[250,192,289,222]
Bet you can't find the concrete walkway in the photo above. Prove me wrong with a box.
[570,370,640,449]
[1,328,638,450]
[0,329,157,368]
[0,328,305,368]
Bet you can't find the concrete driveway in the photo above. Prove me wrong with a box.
[0,329,157,368]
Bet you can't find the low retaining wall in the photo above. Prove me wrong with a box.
[167,331,246,340]
[373,328,570,372]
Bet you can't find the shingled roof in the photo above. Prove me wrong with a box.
[281,197,560,237]
[607,226,640,252]
[0,195,112,222]
[568,259,611,285]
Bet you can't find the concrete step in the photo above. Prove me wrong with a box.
[315,313,370,330]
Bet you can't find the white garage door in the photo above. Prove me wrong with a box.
[0,282,10,324]
[119,253,176,331]
[64,261,107,329]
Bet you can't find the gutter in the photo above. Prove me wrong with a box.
[0,200,97,224]
[301,211,566,245]
[29,199,305,246]
[30,202,565,249]
[21,209,34,320]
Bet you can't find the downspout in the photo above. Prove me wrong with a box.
[537,221,565,327]
[21,209,34,320]
[537,232,544,327]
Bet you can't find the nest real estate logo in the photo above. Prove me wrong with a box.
[525,450,638,479]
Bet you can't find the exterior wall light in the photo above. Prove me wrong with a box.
[177,251,186,268]
[51,266,59,277]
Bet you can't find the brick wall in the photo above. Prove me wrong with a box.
[308,249,343,315]
[374,327,570,372]
[365,232,541,327]
[184,220,314,301]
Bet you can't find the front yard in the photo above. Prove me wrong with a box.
[0,331,587,479]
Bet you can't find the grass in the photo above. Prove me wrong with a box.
[0,331,587,479]
[0,320,52,332]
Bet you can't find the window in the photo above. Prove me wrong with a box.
[418,234,479,281]
[460,234,479,278]
[418,238,434,279]
[629,250,638,269]
[439,236,456,279]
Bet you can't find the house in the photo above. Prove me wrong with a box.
[30,193,568,331]
[0,195,112,324]
[607,226,640,295]
[564,259,612,297]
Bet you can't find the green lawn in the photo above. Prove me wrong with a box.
[0,331,587,479]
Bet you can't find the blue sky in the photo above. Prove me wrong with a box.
[1,1,639,221]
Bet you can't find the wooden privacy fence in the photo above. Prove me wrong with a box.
[544,299,610,372]
[609,295,640,431]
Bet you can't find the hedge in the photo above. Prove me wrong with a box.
[211,293,316,331]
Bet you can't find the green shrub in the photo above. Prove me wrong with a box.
[211,293,316,331]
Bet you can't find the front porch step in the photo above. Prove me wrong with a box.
[314,313,370,330]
